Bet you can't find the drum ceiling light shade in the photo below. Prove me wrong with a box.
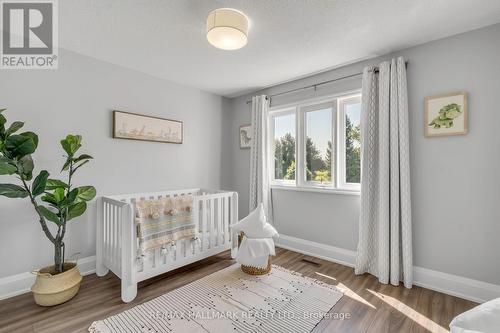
[206,8,249,50]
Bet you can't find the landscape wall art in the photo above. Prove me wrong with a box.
[113,111,183,144]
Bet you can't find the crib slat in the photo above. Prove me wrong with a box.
[102,202,106,261]
[117,206,122,270]
[217,197,222,247]
[224,196,229,245]
[111,203,115,264]
[173,239,177,262]
[115,205,119,266]
[183,239,187,258]
[192,198,199,256]
[109,205,112,266]
[115,205,119,267]
[103,203,106,261]
[154,248,158,268]
[210,198,215,248]
[109,203,113,264]
[113,205,117,267]
[109,205,113,266]
[230,194,237,252]
[106,203,110,263]
[114,205,118,267]
[110,205,114,266]
[202,198,207,251]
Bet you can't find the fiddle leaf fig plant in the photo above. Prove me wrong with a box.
[0,109,96,274]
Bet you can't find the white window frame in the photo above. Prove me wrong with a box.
[299,101,336,188]
[269,108,297,186]
[268,90,361,195]
[337,95,362,191]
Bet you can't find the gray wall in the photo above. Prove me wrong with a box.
[2,24,499,287]
[223,23,500,285]
[0,49,223,277]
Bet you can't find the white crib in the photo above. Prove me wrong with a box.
[95,188,238,302]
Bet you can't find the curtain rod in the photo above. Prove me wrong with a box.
[245,61,408,105]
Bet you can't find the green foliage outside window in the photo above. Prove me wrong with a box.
[274,133,296,180]
[345,117,361,183]
[274,116,361,184]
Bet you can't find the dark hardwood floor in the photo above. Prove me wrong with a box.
[0,248,477,333]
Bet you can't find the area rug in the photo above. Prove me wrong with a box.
[89,264,344,333]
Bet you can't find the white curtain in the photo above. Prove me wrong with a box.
[355,57,413,288]
[249,95,273,222]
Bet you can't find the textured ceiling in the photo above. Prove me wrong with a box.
[58,0,500,97]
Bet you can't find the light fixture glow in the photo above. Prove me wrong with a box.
[206,8,248,50]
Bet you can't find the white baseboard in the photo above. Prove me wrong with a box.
[276,234,357,268]
[0,256,96,300]
[276,234,500,303]
[413,266,500,304]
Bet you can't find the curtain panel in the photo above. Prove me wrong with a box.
[249,95,273,222]
[355,57,413,288]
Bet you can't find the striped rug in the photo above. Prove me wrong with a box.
[89,264,343,333]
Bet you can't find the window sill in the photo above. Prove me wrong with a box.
[270,184,360,196]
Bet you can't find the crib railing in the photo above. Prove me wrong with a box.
[96,188,238,302]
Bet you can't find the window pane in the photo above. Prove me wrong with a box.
[345,102,361,183]
[306,108,332,183]
[273,114,296,180]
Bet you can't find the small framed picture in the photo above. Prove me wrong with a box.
[239,124,252,149]
[425,92,468,137]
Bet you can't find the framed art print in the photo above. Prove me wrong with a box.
[113,110,183,144]
[425,92,468,137]
[239,124,252,149]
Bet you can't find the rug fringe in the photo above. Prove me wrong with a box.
[88,321,110,333]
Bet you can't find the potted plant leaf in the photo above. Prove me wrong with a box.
[0,108,96,306]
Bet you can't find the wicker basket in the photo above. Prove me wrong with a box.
[238,232,272,275]
[31,262,82,306]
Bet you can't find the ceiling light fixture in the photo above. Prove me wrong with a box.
[206,8,249,50]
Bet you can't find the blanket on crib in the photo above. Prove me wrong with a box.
[135,196,196,255]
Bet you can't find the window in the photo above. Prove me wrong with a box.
[268,92,361,192]
[338,96,362,189]
[304,104,333,184]
[271,111,296,183]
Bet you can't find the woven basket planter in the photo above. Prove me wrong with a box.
[31,262,82,307]
[238,232,272,275]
